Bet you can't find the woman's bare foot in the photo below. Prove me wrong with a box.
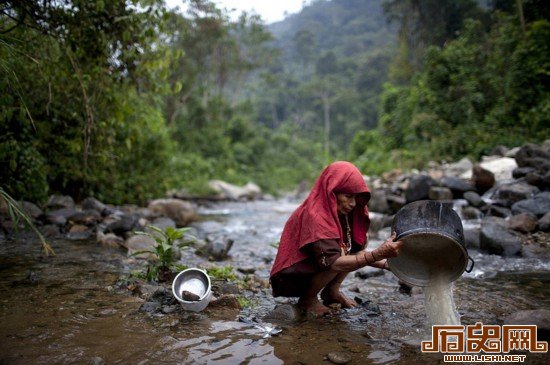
[298,296,333,317]
[320,289,357,308]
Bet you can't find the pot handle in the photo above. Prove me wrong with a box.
[465,256,475,273]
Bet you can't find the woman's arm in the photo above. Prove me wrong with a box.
[330,232,403,273]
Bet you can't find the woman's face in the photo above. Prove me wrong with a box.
[336,193,356,215]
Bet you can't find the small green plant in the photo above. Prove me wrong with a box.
[236,296,258,309]
[0,187,54,256]
[206,265,238,281]
[131,225,195,282]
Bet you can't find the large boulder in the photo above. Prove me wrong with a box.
[511,192,550,218]
[442,157,473,177]
[471,165,495,193]
[45,195,75,210]
[441,177,475,198]
[20,201,43,220]
[81,197,109,216]
[368,189,390,214]
[539,212,550,232]
[480,217,522,256]
[514,143,550,171]
[405,175,436,203]
[492,183,540,207]
[147,198,197,227]
[506,213,538,233]
[105,214,139,236]
[461,157,517,181]
[208,180,262,200]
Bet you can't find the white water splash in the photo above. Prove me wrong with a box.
[424,272,461,327]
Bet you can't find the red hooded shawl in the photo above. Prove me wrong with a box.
[270,161,371,277]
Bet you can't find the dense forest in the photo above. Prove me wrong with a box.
[1,0,549,205]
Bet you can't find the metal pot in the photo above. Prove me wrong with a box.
[388,200,474,287]
[172,268,212,312]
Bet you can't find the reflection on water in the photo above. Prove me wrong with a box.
[0,200,549,364]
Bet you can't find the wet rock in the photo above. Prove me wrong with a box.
[149,217,176,231]
[45,194,75,210]
[218,282,240,295]
[81,197,107,214]
[512,166,536,179]
[200,237,233,261]
[490,145,509,156]
[539,212,550,232]
[515,143,550,171]
[161,305,180,314]
[105,214,139,236]
[264,303,302,323]
[40,224,60,237]
[147,198,197,227]
[208,294,241,309]
[68,210,102,226]
[493,183,539,207]
[507,213,538,233]
[139,301,161,313]
[405,175,436,203]
[327,351,351,364]
[461,206,482,220]
[441,177,475,198]
[125,235,156,258]
[69,224,88,233]
[463,226,480,249]
[480,218,522,256]
[20,201,43,220]
[237,266,256,275]
[463,191,484,208]
[428,186,453,201]
[471,165,495,194]
[89,357,106,365]
[443,157,473,177]
[354,297,381,314]
[66,230,94,241]
[368,190,390,214]
[511,192,550,218]
[151,287,176,306]
[483,205,511,218]
[503,309,550,341]
[45,208,78,226]
[355,267,385,279]
[96,231,124,249]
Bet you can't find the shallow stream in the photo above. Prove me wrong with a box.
[1,199,549,364]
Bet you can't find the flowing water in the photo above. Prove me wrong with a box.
[424,276,461,327]
[1,199,549,364]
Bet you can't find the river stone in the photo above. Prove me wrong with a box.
[125,235,156,258]
[441,177,475,198]
[264,303,302,323]
[493,183,539,207]
[327,351,351,364]
[200,237,234,261]
[461,157,517,181]
[81,197,107,213]
[208,294,241,309]
[512,166,536,179]
[503,309,550,341]
[368,189,390,214]
[515,143,550,170]
[483,205,511,218]
[463,191,484,208]
[89,357,106,365]
[45,194,75,210]
[66,230,94,241]
[443,157,473,177]
[507,213,538,233]
[471,165,495,193]
[139,301,161,313]
[490,145,509,156]
[149,217,176,231]
[428,186,453,201]
[539,212,550,232]
[386,194,406,214]
[208,180,262,200]
[20,201,43,219]
[105,214,139,236]
[96,231,124,248]
[148,198,197,227]
[45,208,78,226]
[463,226,480,249]
[405,175,436,203]
[68,209,102,226]
[461,206,482,220]
[511,192,550,217]
[480,218,522,256]
[40,224,61,237]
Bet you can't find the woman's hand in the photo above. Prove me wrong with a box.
[372,231,403,261]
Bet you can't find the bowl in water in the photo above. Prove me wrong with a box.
[172,268,212,312]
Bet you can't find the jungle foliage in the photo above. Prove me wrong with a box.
[1,0,548,204]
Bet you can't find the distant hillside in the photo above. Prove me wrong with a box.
[268,0,396,62]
